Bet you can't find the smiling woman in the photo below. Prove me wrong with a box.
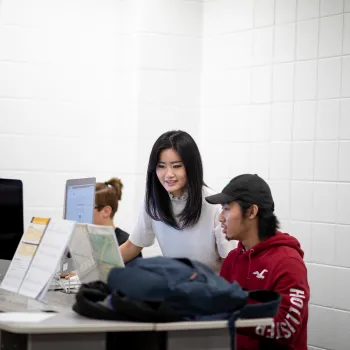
[156,148,187,199]
[119,130,236,273]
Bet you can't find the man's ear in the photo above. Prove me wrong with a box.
[248,204,259,219]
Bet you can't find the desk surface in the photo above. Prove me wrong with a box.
[154,318,273,331]
[0,310,273,334]
[0,310,155,334]
[0,259,273,335]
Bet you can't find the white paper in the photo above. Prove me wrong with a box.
[69,223,124,284]
[1,220,49,293]
[19,219,76,300]
[0,312,55,323]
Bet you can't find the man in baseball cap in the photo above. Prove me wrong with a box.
[206,174,309,350]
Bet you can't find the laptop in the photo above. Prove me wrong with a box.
[0,179,24,261]
[60,177,96,275]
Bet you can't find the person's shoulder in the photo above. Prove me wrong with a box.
[202,186,220,209]
[271,248,307,276]
[225,247,240,261]
[115,227,130,245]
[201,186,221,218]
[202,186,217,197]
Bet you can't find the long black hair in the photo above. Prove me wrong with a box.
[145,130,204,229]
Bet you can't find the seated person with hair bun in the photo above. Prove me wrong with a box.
[94,177,142,260]
[62,177,140,279]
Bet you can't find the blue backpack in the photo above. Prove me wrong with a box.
[73,257,281,349]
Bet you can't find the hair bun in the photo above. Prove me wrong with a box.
[105,177,123,201]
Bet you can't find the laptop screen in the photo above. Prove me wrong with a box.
[0,179,24,260]
[64,179,96,224]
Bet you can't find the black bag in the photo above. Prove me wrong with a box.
[73,257,281,350]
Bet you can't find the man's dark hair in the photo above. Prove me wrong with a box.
[236,200,280,240]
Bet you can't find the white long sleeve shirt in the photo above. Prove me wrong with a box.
[129,186,237,273]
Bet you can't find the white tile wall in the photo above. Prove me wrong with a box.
[344,14,350,54]
[297,0,320,21]
[251,66,272,103]
[275,0,297,24]
[0,0,201,262]
[294,60,318,100]
[292,141,314,180]
[319,15,344,58]
[318,57,342,98]
[340,99,350,139]
[339,141,350,180]
[312,183,338,223]
[320,0,344,17]
[342,56,350,96]
[314,141,338,181]
[308,305,335,349]
[1,0,350,348]
[253,27,274,65]
[201,1,350,349]
[274,23,296,62]
[290,181,314,221]
[316,100,341,140]
[337,183,350,225]
[254,0,274,27]
[296,19,319,60]
[272,63,295,101]
[293,101,316,140]
[271,103,294,141]
[0,0,141,231]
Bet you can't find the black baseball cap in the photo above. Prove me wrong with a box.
[205,174,274,211]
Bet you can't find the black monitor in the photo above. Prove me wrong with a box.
[0,179,24,260]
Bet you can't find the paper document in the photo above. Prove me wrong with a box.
[0,312,55,323]
[1,217,50,293]
[69,224,124,283]
[18,219,76,300]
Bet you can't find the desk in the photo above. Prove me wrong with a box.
[0,309,273,350]
[154,318,273,350]
[0,259,273,350]
[0,309,155,350]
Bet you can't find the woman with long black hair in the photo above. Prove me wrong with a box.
[120,130,235,272]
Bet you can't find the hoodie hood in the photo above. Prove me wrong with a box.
[237,231,304,259]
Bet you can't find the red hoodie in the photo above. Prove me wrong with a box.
[220,232,309,350]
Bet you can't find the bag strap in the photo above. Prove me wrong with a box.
[235,290,281,319]
[228,290,281,350]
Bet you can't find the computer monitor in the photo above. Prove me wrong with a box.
[63,178,96,224]
[62,177,96,265]
[0,179,24,260]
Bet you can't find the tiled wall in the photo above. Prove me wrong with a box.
[200,0,350,349]
[1,0,350,348]
[0,0,202,256]
[0,0,141,230]
[123,0,202,256]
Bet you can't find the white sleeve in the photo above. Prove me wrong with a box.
[213,205,237,258]
[129,199,156,248]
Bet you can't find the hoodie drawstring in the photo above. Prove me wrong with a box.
[246,249,254,279]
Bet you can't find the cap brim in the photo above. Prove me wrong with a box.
[205,193,236,205]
